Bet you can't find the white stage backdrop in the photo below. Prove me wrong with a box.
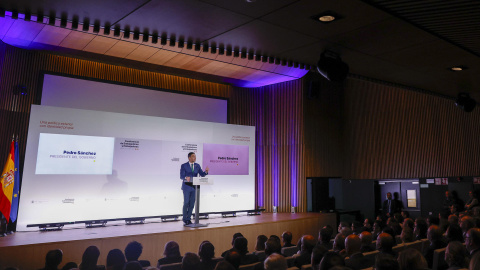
[17,105,255,231]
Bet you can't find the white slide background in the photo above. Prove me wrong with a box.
[17,105,255,230]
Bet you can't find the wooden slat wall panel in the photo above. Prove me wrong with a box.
[230,80,305,212]
[0,43,306,213]
[344,77,480,179]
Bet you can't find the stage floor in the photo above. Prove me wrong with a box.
[0,212,336,269]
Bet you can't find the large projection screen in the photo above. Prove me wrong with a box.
[17,105,255,231]
[41,74,228,123]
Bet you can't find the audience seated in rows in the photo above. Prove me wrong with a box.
[359,231,374,253]
[375,253,399,270]
[39,249,63,270]
[125,241,150,267]
[376,233,396,258]
[344,234,369,270]
[423,225,446,268]
[80,246,105,270]
[445,241,468,270]
[105,249,125,270]
[281,231,294,248]
[264,253,287,270]
[292,234,316,268]
[198,241,216,270]
[182,252,200,270]
[397,248,427,270]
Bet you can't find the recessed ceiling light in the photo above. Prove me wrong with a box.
[450,66,468,71]
[312,11,343,24]
[319,15,336,22]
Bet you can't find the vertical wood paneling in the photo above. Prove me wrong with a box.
[0,43,306,214]
[344,77,480,179]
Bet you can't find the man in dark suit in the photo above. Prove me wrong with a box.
[382,192,401,218]
[179,152,208,226]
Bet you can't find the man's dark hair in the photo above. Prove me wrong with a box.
[124,261,142,270]
[233,237,249,255]
[265,239,282,256]
[402,210,410,218]
[188,152,195,158]
[199,241,215,261]
[225,250,241,270]
[45,249,63,268]
[215,261,236,270]
[415,218,428,238]
[231,232,243,246]
[319,251,344,270]
[182,252,200,270]
[61,262,78,270]
[125,241,143,261]
[446,224,464,243]
[319,227,333,243]
[428,215,440,226]
[282,231,293,245]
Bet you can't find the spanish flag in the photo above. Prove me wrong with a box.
[0,140,15,223]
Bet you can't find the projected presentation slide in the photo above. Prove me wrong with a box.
[17,105,255,231]
[36,133,115,174]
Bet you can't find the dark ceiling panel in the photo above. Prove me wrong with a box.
[116,0,252,42]
[326,18,437,56]
[0,0,148,25]
[362,0,480,57]
[198,0,299,18]
[210,20,318,57]
[260,0,391,40]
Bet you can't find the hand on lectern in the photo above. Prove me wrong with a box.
[205,167,209,173]
[186,176,191,182]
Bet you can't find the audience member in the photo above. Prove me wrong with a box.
[124,241,150,267]
[427,215,440,227]
[281,231,294,247]
[344,234,368,270]
[397,248,427,270]
[351,221,363,235]
[372,220,384,240]
[448,214,459,226]
[224,250,241,270]
[363,219,372,232]
[255,235,268,252]
[221,233,244,257]
[233,237,258,265]
[264,253,287,270]
[445,241,467,270]
[319,251,345,270]
[333,233,345,254]
[460,216,475,240]
[444,191,454,210]
[424,225,447,268]
[401,210,410,220]
[400,226,414,243]
[198,241,216,270]
[182,252,200,270]
[106,249,125,270]
[338,222,349,233]
[311,246,328,270]
[79,246,104,270]
[414,218,428,240]
[157,241,183,267]
[214,261,235,270]
[265,238,282,257]
[293,235,316,268]
[375,253,399,270]
[376,233,396,258]
[318,227,333,250]
[446,223,464,243]
[40,249,63,270]
[470,251,480,270]
[340,227,353,238]
[465,190,479,211]
[359,231,374,253]
[465,228,480,258]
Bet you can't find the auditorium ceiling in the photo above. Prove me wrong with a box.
[0,0,479,99]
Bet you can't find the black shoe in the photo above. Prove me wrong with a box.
[186,220,192,225]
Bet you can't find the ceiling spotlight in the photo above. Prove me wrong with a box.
[455,93,476,112]
[450,66,467,71]
[316,50,349,82]
[312,11,342,24]
[319,15,335,22]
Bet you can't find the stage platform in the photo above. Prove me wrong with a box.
[0,212,336,269]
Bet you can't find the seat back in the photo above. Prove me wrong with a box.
[362,250,379,268]
[432,247,447,270]
[239,262,261,270]
[158,262,182,270]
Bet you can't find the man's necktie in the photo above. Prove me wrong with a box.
[191,164,194,172]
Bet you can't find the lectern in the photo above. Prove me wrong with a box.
[185,177,213,228]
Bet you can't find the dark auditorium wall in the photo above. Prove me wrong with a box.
[0,43,305,213]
